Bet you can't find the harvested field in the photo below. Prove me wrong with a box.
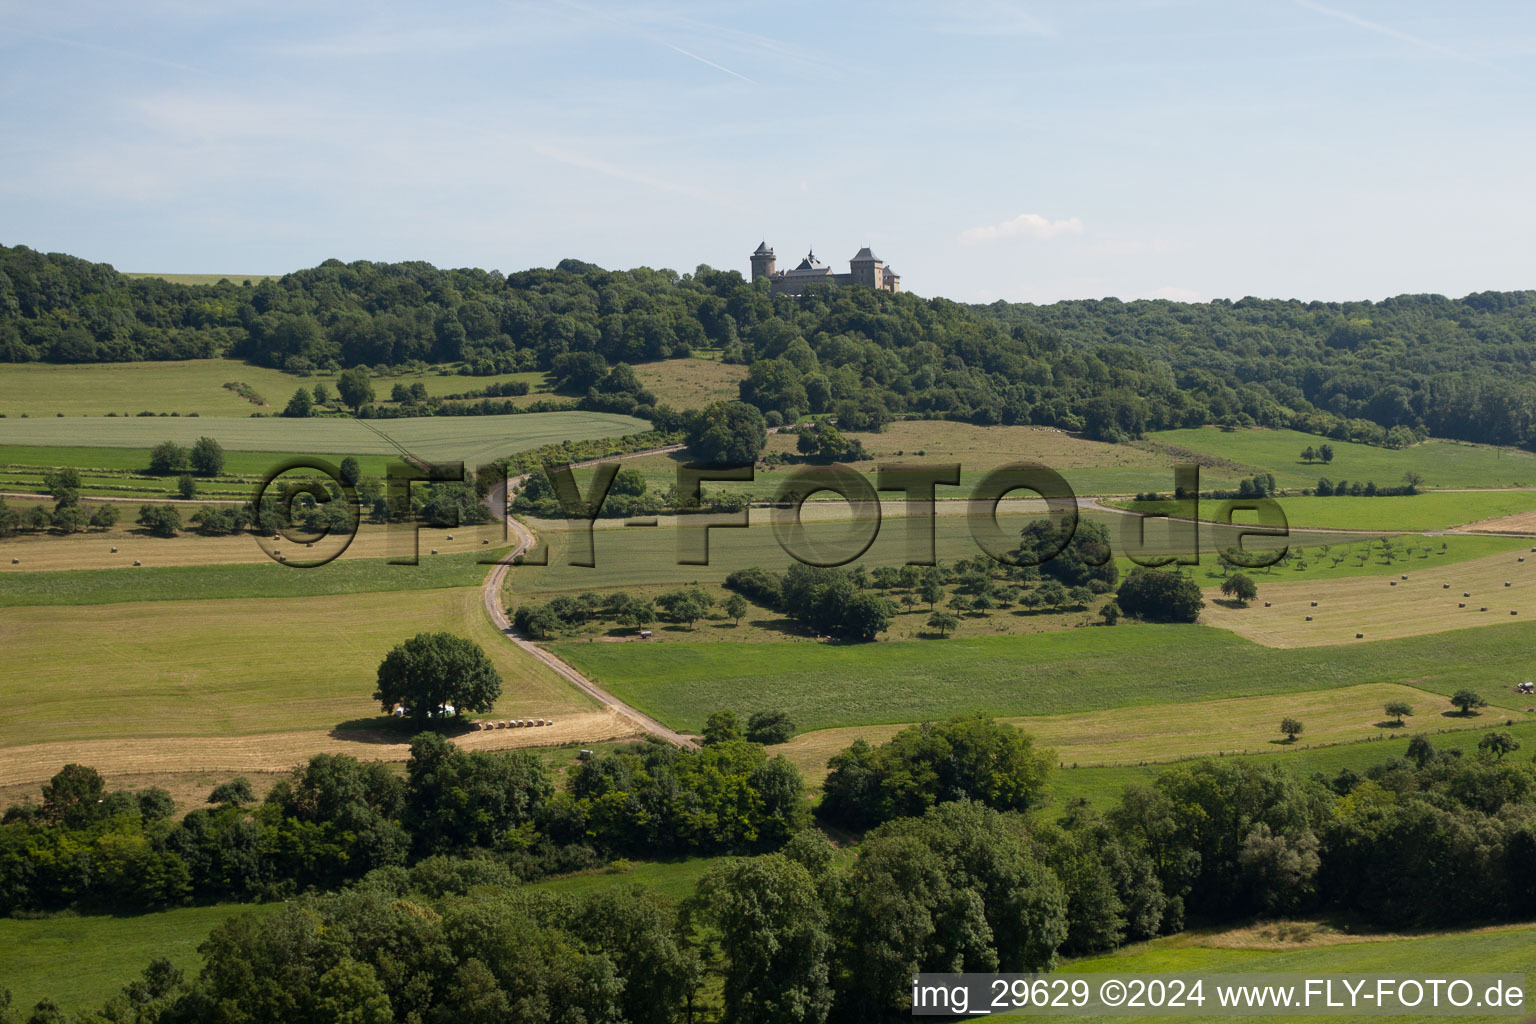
[0,708,640,787]
[1203,546,1536,647]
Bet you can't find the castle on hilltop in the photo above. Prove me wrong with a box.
[750,242,900,295]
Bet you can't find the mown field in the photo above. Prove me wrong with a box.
[1145,426,1536,490]
[0,902,283,1015]
[0,586,591,748]
[0,410,650,463]
[770,682,1520,785]
[1204,545,1536,647]
[0,358,304,417]
[552,620,1536,735]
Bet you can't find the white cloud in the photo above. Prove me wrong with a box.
[958,212,1084,243]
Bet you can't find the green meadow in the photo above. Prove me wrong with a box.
[0,549,505,607]
[1118,490,1536,532]
[0,410,649,463]
[552,620,1536,734]
[1146,426,1536,490]
[0,903,281,1014]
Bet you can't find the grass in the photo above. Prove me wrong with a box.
[0,586,591,747]
[1203,544,1536,647]
[1116,490,1536,532]
[551,620,1536,735]
[0,359,308,417]
[770,682,1521,786]
[1144,426,1536,490]
[1053,922,1536,1023]
[528,857,722,903]
[0,549,506,607]
[631,357,746,408]
[0,410,650,463]
[0,443,401,475]
[0,902,282,1014]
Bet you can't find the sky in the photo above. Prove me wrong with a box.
[1,0,1533,304]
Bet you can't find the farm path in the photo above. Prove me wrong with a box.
[482,445,700,750]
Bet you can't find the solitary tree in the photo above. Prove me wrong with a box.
[1099,601,1121,625]
[927,611,959,637]
[1450,689,1487,716]
[1384,700,1414,725]
[1280,717,1304,742]
[1301,446,1317,463]
[1402,470,1425,494]
[1319,443,1335,464]
[373,632,502,728]
[1220,573,1258,606]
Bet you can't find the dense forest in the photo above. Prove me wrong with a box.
[4,244,1536,447]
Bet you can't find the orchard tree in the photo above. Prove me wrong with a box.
[927,611,958,638]
[1279,717,1304,742]
[1477,731,1520,760]
[725,593,749,626]
[149,440,188,474]
[373,632,502,727]
[1384,700,1414,725]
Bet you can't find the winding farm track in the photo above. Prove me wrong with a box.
[482,445,699,750]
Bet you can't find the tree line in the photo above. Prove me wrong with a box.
[11,245,1536,446]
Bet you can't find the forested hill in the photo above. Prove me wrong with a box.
[3,243,1535,448]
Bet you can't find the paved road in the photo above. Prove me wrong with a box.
[480,445,699,749]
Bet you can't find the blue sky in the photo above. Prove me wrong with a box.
[1,0,1532,303]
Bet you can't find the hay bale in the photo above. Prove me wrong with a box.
[110,547,117,553]
[1481,607,1488,612]
[1305,616,1313,621]
[1310,601,1318,607]
[1390,581,1397,586]
[1506,581,1512,587]
[1443,583,1450,589]
[1459,603,1466,608]
[482,539,489,544]
[1355,632,1364,638]
[1264,601,1271,607]
[430,549,438,555]
[1401,575,1408,580]
[1465,592,1471,597]
[133,560,141,566]
[1512,610,1520,616]
[446,534,453,540]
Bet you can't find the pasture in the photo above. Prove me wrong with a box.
[1204,545,1536,647]
[551,620,1536,735]
[0,359,308,417]
[0,903,282,1015]
[0,586,593,750]
[1117,490,1536,532]
[0,410,650,463]
[1049,720,1536,810]
[632,356,746,407]
[769,682,1515,785]
[1145,426,1536,490]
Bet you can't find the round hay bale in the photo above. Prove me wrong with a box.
[1481,607,1488,612]
[1506,581,1512,587]
[1465,592,1471,597]
[9,558,17,564]
[133,560,141,566]
[1355,632,1364,638]
[110,547,117,553]
[482,539,489,544]
[1521,557,1526,563]
[1389,581,1397,586]
[1305,616,1313,621]
[1513,610,1520,616]
[1401,575,1408,580]
[1443,583,1450,589]
[1310,601,1318,607]
[1459,602,1466,608]
[430,549,438,555]
[446,534,453,540]
[1264,601,1271,607]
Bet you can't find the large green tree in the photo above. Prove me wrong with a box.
[373,632,502,726]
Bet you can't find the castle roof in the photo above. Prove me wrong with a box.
[753,241,773,256]
[851,246,880,262]
[791,250,830,272]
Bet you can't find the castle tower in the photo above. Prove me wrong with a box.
[849,246,883,289]
[750,241,776,281]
